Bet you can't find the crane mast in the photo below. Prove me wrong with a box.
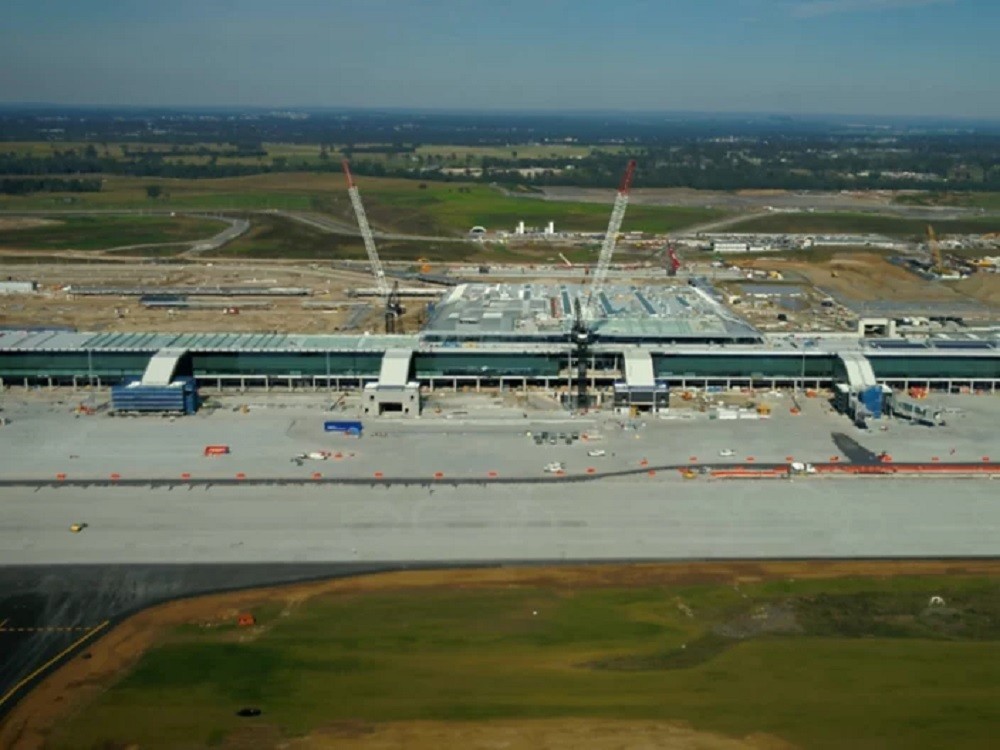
[342,160,388,297]
[927,224,944,273]
[587,160,637,315]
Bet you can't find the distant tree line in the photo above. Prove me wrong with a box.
[2,108,998,192]
[0,177,102,195]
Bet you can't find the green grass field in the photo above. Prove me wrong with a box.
[0,173,728,237]
[214,214,642,264]
[47,572,1000,750]
[0,214,224,251]
[215,214,480,262]
[726,211,1000,237]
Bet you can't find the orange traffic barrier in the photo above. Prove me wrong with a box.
[639,458,648,467]
[555,470,565,476]
[181,472,191,480]
[312,472,322,480]
[689,456,698,463]
[203,445,229,457]
[56,473,66,481]
[236,472,246,480]
[334,452,343,459]
[374,471,384,479]
[648,470,656,477]
[586,467,596,474]
[984,457,991,462]
[237,613,256,627]
[746,456,755,463]
[785,456,794,462]
[931,457,940,462]
[487,471,498,478]
[711,468,785,479]
[830,456,840,462]
[434,471,444,479]
[110,472,121,481]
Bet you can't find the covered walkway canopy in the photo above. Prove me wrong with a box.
[623,349,655,389]
[378,348,414,388]
[141,347,189,386]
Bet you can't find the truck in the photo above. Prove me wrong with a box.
[789,462,817,475]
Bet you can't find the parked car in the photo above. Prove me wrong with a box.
[587,449,607,457]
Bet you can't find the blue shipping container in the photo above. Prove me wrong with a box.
[324,420,363,434]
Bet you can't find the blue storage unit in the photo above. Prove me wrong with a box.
[324,419,363,436]
[860,385,884,419]
[111,376,198,415]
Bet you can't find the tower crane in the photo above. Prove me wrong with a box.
[341,160,403,332]
[926,224,946,275]
[585,159,637,317]
[566,160,637,411]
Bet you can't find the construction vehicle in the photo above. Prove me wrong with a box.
[342,160,403,333]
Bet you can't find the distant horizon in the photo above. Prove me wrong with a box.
[2,102,999,126]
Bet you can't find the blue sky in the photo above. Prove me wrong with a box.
[1,0,997,117]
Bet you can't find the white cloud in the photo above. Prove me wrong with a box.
[791,0,955,18]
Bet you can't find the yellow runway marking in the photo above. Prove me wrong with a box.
[0,620,110,709]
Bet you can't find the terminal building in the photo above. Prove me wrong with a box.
[1,283,998,412]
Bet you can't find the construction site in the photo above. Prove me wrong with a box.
[3,158,1000,749]
[1,158,998,475]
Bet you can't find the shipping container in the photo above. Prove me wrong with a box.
[324,420,363,435]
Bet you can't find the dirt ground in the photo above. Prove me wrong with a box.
[953,272,1000,306]
[0,259,430,333]
[4,560,1000,750]
[282,718,796,750]
[741,252,988,304]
